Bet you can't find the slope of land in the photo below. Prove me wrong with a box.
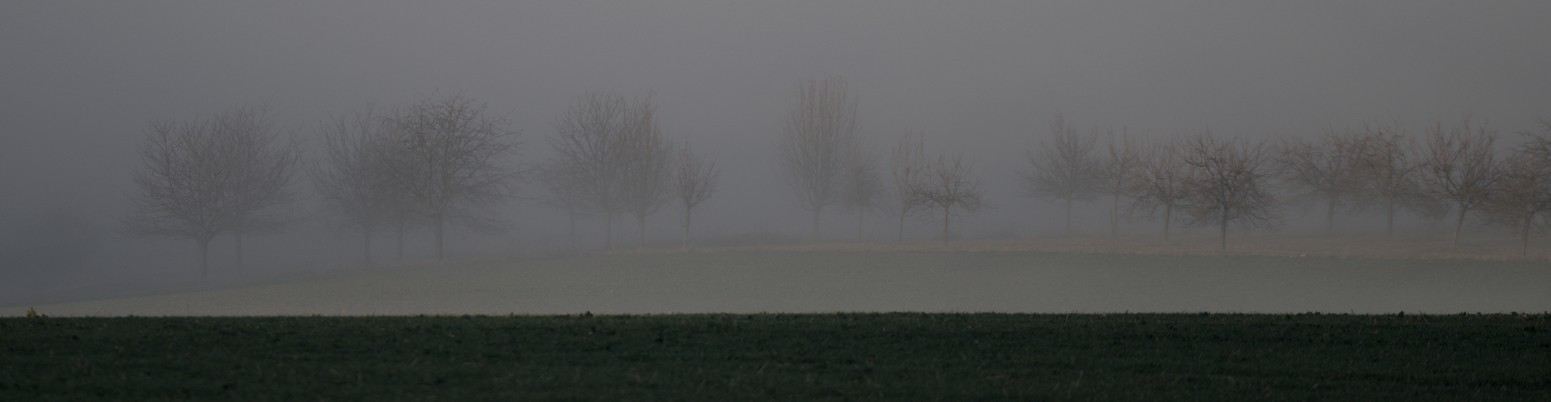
[11,250,1551,316]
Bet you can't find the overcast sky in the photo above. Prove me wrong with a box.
[3,1,1550,276]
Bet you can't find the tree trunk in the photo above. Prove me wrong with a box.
[1523,214,1533,257]
[234,232,244,274]
[897,208,907,243]
[604,213,614,250]
[568,209,578,251]
[1064,197,1074,236]
[362,226,373,268]
[811,205,823,242]
[395,226,405,261]
[1325,193,1337,234]
[857,210,865,241]
[682,205,692,249]
[1385,196,1396,238]
[941,205,951,243]
[1162,203,1172,243]
[1451,204,1467,249]
[1219,209,1229,251]
[196,237,211,279]
[1110,193,1119,239]
[433,214,445,260]
[637,214,647,249]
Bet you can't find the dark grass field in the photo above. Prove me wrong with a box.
[4,313,1550,400]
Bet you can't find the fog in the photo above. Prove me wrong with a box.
[3,2,1550,311]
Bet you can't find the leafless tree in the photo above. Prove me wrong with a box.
[215,106,301,272]
[1127,139,1192,242]
[550,92,630,249]
[535,159,591,250]
[1099,127,1139,239]
[1022,114,1101,235]
[921,153,987,242]
[890,134,931,242]
[779,78,858,240]
[384,201,420,261]
[841,142,884,240]
[1517,120,1551,161]
[1416,117,1498,249]
[1180,133,1280,251]
[1482,150,1551,256]
[618,98,673,248]
[1353,121,1429,236]
[384,94,520,260]
[1274,128,1365,234]
[1479,120,1551,255]
[122,106,299,276]
[310,108,400,266]
[123,119,229,276]
[674,140,719,249]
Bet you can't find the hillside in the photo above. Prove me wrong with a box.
[12,250,1551,316]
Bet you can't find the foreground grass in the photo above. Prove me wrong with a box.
[3,314,1549,400]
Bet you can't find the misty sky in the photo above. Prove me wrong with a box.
[3,2,1551,276]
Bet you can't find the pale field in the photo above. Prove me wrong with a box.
[10,241,1551,316]
[734,231,1551,261]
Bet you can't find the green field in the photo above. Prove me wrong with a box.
[4,313,1549,400]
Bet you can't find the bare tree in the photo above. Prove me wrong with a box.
[310,108,399,266]
[674,140,719,249]
[122,105,301,276]
[1416,117,1498,249]
[123,105,300,276]
[841,142,884,240]
[1479,120,1551,256]
[921,153,987,242]
[1099,127,1139,239]
[383,194,421,261]
[890,134,931,242]
[1274,128,1365,234]
[215,106,301,272]
[123,119,229,276]
[1022,114,1101,235]
[1180,133,1280,250]
[779,78,858,240]
[550,92,629,249]
[1128,139,1192,242]
[1482,150,1551,256]
[1354,121,1427,237]
[618,98,673,248]
[385,94,520,260]
[1517,120,1551,161]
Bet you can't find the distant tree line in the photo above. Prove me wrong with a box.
[122,81,1551,278]
[1021,114,1551,253]
[123,93,724,277]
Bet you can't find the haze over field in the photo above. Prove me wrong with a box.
[19,252,1551,316]
[3,2,1550,311]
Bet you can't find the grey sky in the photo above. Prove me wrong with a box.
[2,2,1550,278]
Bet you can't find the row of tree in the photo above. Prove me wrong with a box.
[771,79,1551,254]
[1020,114,1551,254]
[124,81,1551,277]
[124,94,723,276]
[538,92,718,251]
[773,79,992,244]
